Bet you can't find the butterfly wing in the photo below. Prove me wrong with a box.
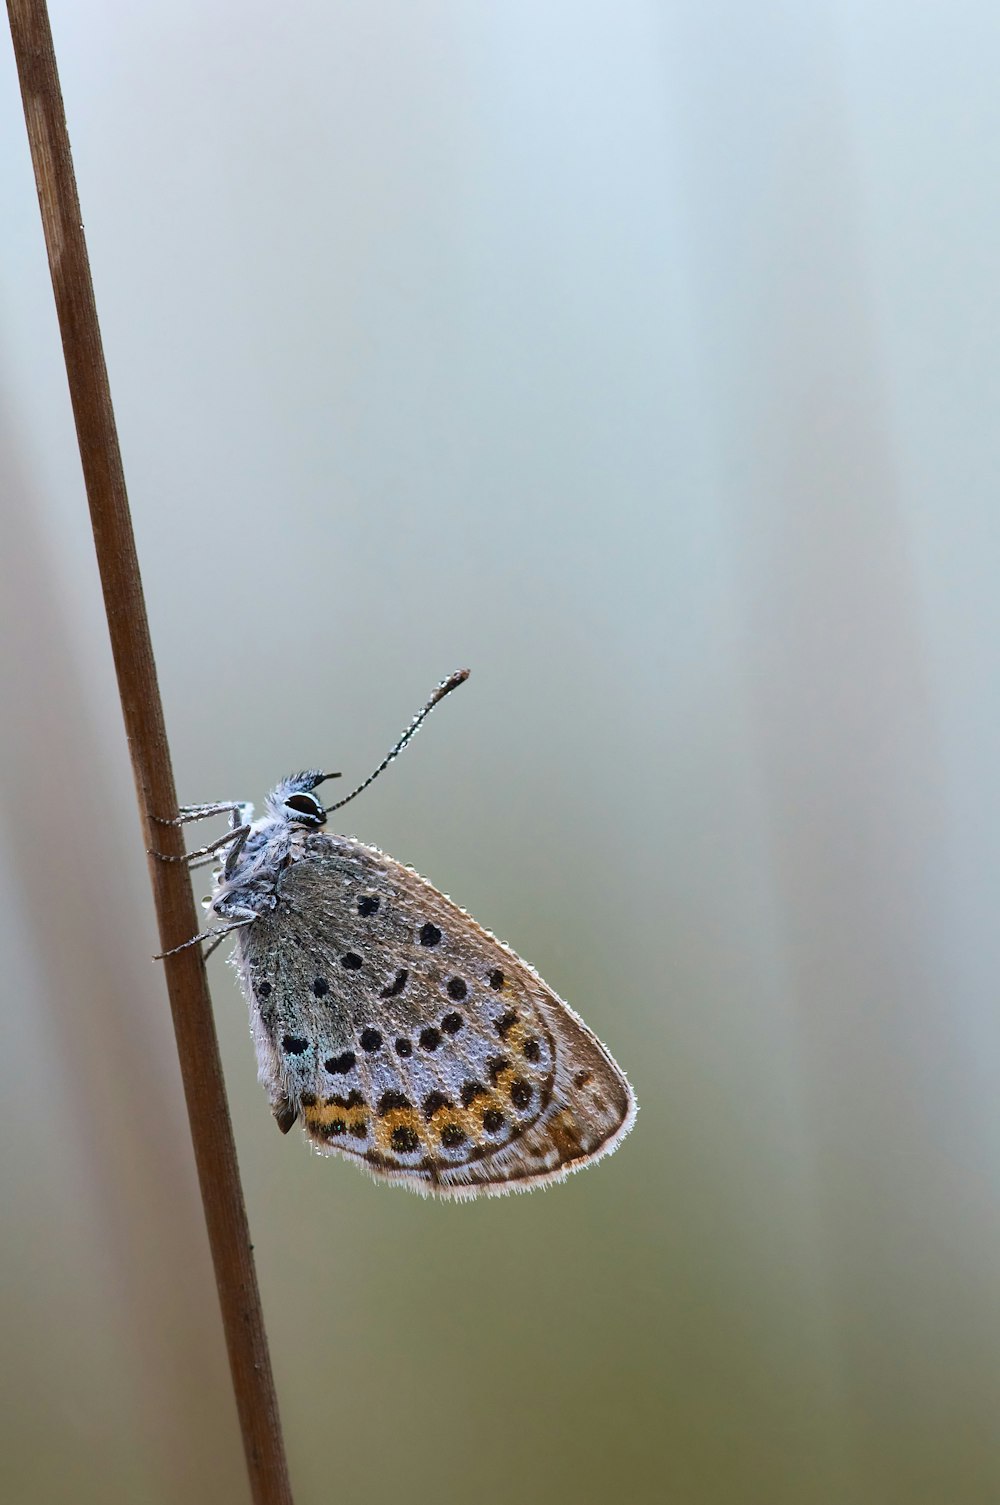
[232,831,636,1198]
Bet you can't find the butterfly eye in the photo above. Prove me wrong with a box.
[284,792,326,826]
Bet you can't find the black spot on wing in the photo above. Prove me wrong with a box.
[325,1051,356,1075]
[381,969,408,999]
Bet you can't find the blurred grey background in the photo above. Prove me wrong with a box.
[3,3,1000,1502]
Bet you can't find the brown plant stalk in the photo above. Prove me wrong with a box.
[6,4,294,1500]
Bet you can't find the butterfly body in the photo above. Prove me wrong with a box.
[208,771,636,1198]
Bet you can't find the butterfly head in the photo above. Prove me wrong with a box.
[266,771,335,828]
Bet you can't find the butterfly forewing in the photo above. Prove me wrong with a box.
[232,831,636,1197]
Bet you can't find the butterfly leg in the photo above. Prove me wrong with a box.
[148,822,252,867]
[155,911,257,960]
[222,823,253,879]
[202,925,246,962]
[152,801,250,827]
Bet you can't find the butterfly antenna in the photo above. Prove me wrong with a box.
[324,669,470,815]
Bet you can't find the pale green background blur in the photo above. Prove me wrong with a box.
[3,4,1000,1503]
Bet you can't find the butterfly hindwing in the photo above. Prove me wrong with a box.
[232,831,636,1197]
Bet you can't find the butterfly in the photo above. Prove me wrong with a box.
[159,672,636,1198]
